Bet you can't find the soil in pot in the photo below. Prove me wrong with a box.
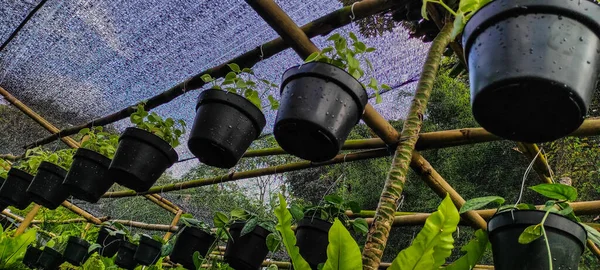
[64,236,90,266]
[488,210,587,270]
[134,235,163,265]
[463,0,600,143]
[115,241,138,270]
[274,62,368,162]
[63,148,113,203]
[188,89,266,169]
[37,247,64,270]
[224,222,270,270]
[0,168,34,210]
[96,226,124,257]
[26,161,69,210]
[23,245,42,269]
[296,217,333,270]
[109,127,178,192]
[170,226,217,269]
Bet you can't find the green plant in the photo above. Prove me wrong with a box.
[213,208,281,253]
[0,159,10,179]
[461,183,600,270]
[421,0,491,39]
[200,64,279,110]
[0,227,36,269]
[289,194,369,235]
[304,32,390,103]
[180,213,212,233]
[14,147,75,173]
[129,103,186,148]
[193,252,234,270]
[78,126,120,159]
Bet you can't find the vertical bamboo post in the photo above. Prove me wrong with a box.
[15,204,42,236]
[81,223,92,238]
[163,210,183,241]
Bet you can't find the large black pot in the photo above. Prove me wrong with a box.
[26,162,69,210]
[170,226,216,269]
[463,0,600,143]
[224,222,270,270]
[37,247,64,270]
[275,62,368,162]
[115,242,138,270]
[64,236,90,266]
[0,168,34,209]
[63,148,113,203]
[23,246,42,269]
[488,210,587,270]
[296,218,333,270]
[96,226,124,257]
[134,235,163,265]
[188,89,266,169]
[109,127,178,192]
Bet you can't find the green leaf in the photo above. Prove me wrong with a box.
[381,84,392,90]
[227,63,241,72]
[353,42,366,52]
[365,47,376,53]
[460,196,505,214]
[230,208,249,220]
[529,183,577,201]
[214,212,229,228]
[327,33,341,41]
[421,0,431,20]
[389,194,460,270]
[193,251,202,269]
[242,67,254,74]
[266,233,281,252]
[375,92,382,104]
[368,78,378,89]
[515,203,537,210]
[345,201,361,214]
[582,223,600,247]
[351,218,368,235]
[200,74,213,83]
[324,194,343,205]
[305,52,320,63]
[451,13,465,40]
[348,32,358,42]
[289,204,304,221]
[274,194,312,270]
[444,229,489,270]
[241,218,258,236]
[225,72,237,80]
[322,219,363,270]
[268,95,280,110]
[518,224,543,244]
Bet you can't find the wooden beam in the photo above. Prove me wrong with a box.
[14,204,41,236]
[23,0,401,149]
[517,143,553,184]
[60,201,102,225]
[145,194,178,214]
[163,210,183,241]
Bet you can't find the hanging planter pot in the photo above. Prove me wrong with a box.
[0,168,33,210]
[274,62,368,162]
[63,148,113,203]
[115,241,138,270]
[188,89,266,169]
[488,210,587,270]
[224,222,270,270]
[134,235,163,265]
[463,0,600,143]
[96,226,124,257]
[170,226,216,269]
[295,217,333,270]
[23,245,43,269]
[109,127,178,192]
[63,236,90,266]
[26,161,69,210]
[37,247,64,270]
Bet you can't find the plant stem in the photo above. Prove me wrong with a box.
[433,0,458,17]
[540,209,553,270]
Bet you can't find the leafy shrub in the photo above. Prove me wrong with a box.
[130,104,186,148]
[0,227,36,269]
[78,126,119,159]
[14,147,75,173]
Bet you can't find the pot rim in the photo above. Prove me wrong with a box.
[180,225,215,239]
[7,168,35,183]
[38,161,68,178]
[74,148,112,167]
[68,236,91,248]
[297,217,333,232]
[463,0,600,64]
[139,235,162,249]
[229,221,272,238]
[120,127,178,164]
[487,209,587,250]
[195,89,266,136]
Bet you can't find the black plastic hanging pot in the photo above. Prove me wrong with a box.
[26,162,69,210]
[0,168,34,210]
[463,0,600,143]
[115,241,138,270]
[37,247,64,270]
[63,236,90,266]
[170,226,217,269]
[63,148,113,203]
[224,222,270,270]
[488,210,587,270]
[295,217,333,270]
[109,127,178,192]
[23,245,42,269]
[134,235,163,265]
[274,62,368,162]
[96,226,124,257]
[188,89,266,169]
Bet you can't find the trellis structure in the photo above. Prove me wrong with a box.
[2,0,600,269]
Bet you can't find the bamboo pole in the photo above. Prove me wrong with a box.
[410,152,487,230]
[24,0,402,150]
[60,201,102,224]
[163,210,183,241]
[14,204,42,236]
[103,148,390,198]
[517,143,553,184]
[150,194,181,211]
[111,219,178,232]
[145,194,178,214]
[362,22,455,269]
[81,223,92,238]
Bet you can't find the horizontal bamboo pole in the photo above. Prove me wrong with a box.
[24,0,401,149]
[103,148,390,197]
[110,219,178,232]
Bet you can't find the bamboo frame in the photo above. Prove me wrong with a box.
[14,204,41,236]
[163,209,183,241]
